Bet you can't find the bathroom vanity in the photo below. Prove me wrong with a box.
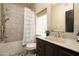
[36,3,79,56]
[36,36,79,56]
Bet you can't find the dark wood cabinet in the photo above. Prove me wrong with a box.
[45,43,55,56]
[36,38,45,56]
[45,45,53,56]
[36,38,79,56]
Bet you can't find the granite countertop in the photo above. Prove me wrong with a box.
[36,35,79,53]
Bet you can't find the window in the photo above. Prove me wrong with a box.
[36,9,47,36]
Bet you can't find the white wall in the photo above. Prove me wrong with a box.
[74,3,79,34]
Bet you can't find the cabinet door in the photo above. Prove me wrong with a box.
[45,40,57,56]
[59,46,79,56]
[36,38,45,56]
[37,46,45,56]
[45,44,54,56]
[55,45,71,56]
[59,51,71,56]
[58,49,71,56]
[45,42,71,56]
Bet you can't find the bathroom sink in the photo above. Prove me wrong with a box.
[43,35,79,53]
[46,36,77,45]
[46,36,65,44]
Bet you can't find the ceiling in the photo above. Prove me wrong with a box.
[14,3,35,10]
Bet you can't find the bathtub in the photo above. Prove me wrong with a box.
[0,41,26,56]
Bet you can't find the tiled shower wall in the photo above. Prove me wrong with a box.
[0,4,24,42]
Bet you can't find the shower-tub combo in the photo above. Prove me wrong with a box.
[0,3,36,56]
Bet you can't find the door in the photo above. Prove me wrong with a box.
[65,10,74,32]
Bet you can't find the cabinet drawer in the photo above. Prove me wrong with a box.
[60,46,79,56]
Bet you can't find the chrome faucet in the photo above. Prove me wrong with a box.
[57,32,60,37]
[54,32,63,38]
[54,32,60,38]
[57,32,63,38]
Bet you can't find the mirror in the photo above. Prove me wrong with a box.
[51,3,74,32]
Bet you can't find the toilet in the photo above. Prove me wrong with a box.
[25,43,36,55]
